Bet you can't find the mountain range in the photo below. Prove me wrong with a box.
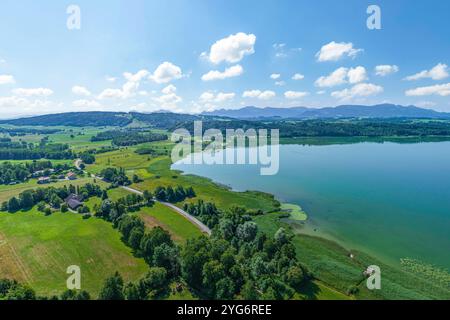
[0,104,449,128]
[202,104,450,120]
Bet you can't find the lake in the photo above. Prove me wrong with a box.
[173,141,450,269]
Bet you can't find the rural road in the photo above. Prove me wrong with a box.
[76,159,212,235]
[121,186,212,235]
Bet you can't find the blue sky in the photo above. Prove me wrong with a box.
[0,0,449,117]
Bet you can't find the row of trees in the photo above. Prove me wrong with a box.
[183,200,220,229]
[0,160,58,185]
[91,130,168,146]
[0,141,74,160]
[100,167,131,187]
[1,183,102,213]
[154,185,196,203]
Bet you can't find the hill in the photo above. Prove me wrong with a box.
[203,104,450,120]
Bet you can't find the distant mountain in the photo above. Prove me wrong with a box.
[203,104,450,120]
[1,104,449,128]
[0,111,209,128]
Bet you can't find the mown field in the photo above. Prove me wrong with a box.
[0,207,148,297]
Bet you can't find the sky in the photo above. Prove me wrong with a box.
[0,0,449,118]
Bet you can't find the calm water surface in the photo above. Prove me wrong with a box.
[173,141,450,269]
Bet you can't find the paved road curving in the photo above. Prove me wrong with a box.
[121,186,212,235]
[77,160,212,236]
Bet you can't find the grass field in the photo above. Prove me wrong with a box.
[87,144,280,213]
[0,207,148,297]
[138,202,204,243]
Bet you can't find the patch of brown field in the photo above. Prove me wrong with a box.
[140,214,183,243]
[0,232,32,283]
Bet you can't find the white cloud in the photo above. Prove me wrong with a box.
[316,90,326,95]
[375,65,399,76]
[273,43,302,58]
[99,69,149,99]
[72,99,101,109]
[347,66,368,84]
[242,90,275,100]
[201,65,243,81]
[0,58,6,64]
[292,73,305,80]
[71,85,91,96]
[284,91,309,99]
[275,81,286,86]
[149,62,183,84]
[105,76,117,82]
[0,96,58,114]
[405,83,450,97]
[207,32,256,64]
[404,63,449,81]
[270,73,281,80]
[316,41,362,62]
[331,83,383,100]
[315,67,348,87]
[200,91,235,103]
[13,87,54,97]
[0,75,15,85]
[161,84,177,95]
[315,66,367,87]
[153,85,183,111]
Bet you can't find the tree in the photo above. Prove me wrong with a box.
[143,190,153,206]
[236,221,258,242]
[98,272,124,300]
[154,186,167,201]
[152,243,180,278]
[285,266,305,290]
[123,282,141,300]
[274,228,289,246]
[215,277,235,300]
[50,194,63,209]
[138,267,168,299]
[7,196,20,212]
[19,191,34,209]
[128,227,144,250]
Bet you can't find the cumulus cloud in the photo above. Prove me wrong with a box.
[0,96,59,115]
[72,85,91,96]
[404,63,449,81]
[153,85,183,111]
[292,73,305,80]
[284,91,309,99]
[200,91,235,103]
[149,62,183,84]
[13,88,54,97]
[315,66,367,87]
[315,67,348,87]
[316,41,362,62]
[207,32,256,64]
[201,65,243,81]
[99,69,149,99]
[405,83,450,97]
[242,90,275,100]
[270,73,281,80]
[347,66,368,84]
[375,65,399,76]
[331,83,383,100]
[0,75,15,85]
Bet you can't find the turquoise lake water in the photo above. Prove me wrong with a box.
[173,141,450,269]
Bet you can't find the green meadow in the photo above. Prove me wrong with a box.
[0,207,148,297]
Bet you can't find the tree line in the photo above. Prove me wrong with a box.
[91,130,168,146]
